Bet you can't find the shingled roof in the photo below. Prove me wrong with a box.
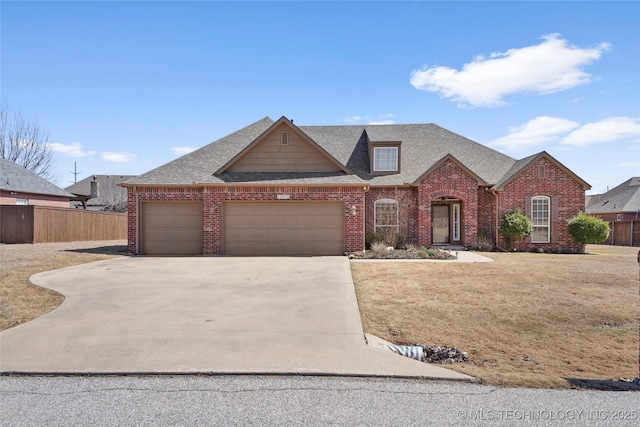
[122,116,576,188]
[586,177,640,214]
[66,174,135,206]
[0,158,73,198]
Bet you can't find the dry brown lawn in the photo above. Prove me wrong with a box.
[0,240,127,331]
[352,245,639,389]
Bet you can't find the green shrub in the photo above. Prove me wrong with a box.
[567,212,610,251]
[499,210,532,250]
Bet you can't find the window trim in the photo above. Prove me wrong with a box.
[368,141,401,175]
[373,147,398,172]
[531,196,550,243]
[374,198,399,233]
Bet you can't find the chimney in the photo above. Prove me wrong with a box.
[90,176,98,198]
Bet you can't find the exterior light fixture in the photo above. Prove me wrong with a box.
[350,205,357,216]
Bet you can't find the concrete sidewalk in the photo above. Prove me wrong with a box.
[0,257,472,381]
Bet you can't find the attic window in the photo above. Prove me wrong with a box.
[373,147,398,172]
[538,165,545,178]
[281,131,289,146]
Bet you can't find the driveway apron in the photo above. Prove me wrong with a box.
[0,257,471,380]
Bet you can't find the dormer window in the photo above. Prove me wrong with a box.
[373,147,398,171]
[369,141,401,174]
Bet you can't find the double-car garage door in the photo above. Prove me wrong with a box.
[141,201,344,256]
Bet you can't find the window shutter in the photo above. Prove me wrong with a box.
[551,195,560,243]
[524,196,531,243]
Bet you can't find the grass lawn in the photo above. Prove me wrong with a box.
[2,241,637,388]
[351,245,639,388]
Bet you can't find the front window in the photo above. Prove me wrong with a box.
[452,204,460,241]
[373,147,398,172]
[374,199,398,232]
[531,196,549,243]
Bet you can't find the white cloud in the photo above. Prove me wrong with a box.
[343,115,362,124]
[410,34,610,107]
[619,161,639,168]
[101,151,137,163]
[344,114,396,125]
[561,117,640,147]
[172,146,196,155]
[50,142,96,158]
[488,116,579,151]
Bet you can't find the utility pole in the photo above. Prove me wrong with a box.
[70,162,81,184]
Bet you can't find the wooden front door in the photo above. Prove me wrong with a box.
[432,205,450,244]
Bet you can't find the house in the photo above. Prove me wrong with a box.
[66,175,135,211]
[121,116,590,256]
[586,177,640,222]
[0,158,72,208]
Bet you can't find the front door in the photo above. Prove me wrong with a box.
[432,205,450,244]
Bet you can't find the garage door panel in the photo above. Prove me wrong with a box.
[142,202,203,255]
[224,202,344,256]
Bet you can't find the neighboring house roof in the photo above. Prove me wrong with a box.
[0,158,73,198]
[122,116,587,189]
[586,177,640,214]
[66,175,135,206]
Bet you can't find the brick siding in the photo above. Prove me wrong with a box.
[0,190,70,208]
[128,186,365,255]
[416,159,479,248]
[497,157,585,251]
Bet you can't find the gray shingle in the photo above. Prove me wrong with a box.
[586,177,640,214]
[122,117,529,187]
[66,175,135,205]
[0,158,73,197]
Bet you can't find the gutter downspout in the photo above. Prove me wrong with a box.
[135,187,140,255]
[490,189,499,245]
[361,185,370,253]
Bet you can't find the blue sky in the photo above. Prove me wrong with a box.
[2,1,639,194]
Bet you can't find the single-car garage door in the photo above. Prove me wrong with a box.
[142,202,203,255]
[224,202,344,256]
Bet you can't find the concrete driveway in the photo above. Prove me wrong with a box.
[0,256,471,380]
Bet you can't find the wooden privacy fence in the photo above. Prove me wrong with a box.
[0,205,127,244]
[602,220,640,247]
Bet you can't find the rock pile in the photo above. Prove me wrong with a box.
[422,345,470,364]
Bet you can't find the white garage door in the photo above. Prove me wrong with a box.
[142,202,203,255]
[224,202,344,256]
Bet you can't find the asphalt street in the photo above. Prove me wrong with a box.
[1,375,638,426]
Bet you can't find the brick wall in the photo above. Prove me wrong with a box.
[0,190,70,208]
[365,187,418,243]
[127,185,365,255]
[591,212,637,222]
[477,188,496,239]
[416,159,479,248]
[498,157,586,251]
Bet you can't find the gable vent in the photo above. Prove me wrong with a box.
[281,131,289,146]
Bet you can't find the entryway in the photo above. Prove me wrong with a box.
[431,199,462,245]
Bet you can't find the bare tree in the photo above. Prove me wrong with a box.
[0,106,56,181]
[97,177,128,212]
